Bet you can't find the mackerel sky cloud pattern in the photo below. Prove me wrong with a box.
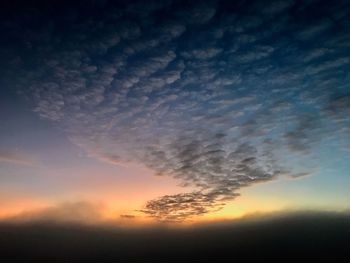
[2,0,350,221]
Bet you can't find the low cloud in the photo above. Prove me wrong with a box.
[8,202,104,224]
[120,214,136,219]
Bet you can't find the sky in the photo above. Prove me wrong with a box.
[0,0,349,224]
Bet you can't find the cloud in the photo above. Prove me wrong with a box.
[235,46,274,63]
[303,48,332,63]
[181,47,222,60]
[324,95,350,128]
[2,0,350,221]
[283,114,320,153]
[176,2,217,25]
[140,138,283,221]
[288,171,312,180]
[326,95,350,115]
[0,151,36,167]
[296,19,333,40]
[306,57,350,75]
[260,0,294,15]
[120,214,136,219]
[8,202,103,224]
[140,191,233,222]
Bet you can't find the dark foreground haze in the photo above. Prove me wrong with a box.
[1,212,349,262]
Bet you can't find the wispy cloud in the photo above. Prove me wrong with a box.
[8,202,103,224]
[0,151,37,167]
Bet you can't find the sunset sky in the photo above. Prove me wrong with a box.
[0,0,349,225]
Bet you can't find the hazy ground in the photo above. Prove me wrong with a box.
[0,211,349,262]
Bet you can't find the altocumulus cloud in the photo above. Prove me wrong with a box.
[1,0,350,221]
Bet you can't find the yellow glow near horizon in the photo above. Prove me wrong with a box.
[0,167,347,225]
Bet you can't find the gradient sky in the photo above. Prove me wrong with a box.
[0,0,349,224]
